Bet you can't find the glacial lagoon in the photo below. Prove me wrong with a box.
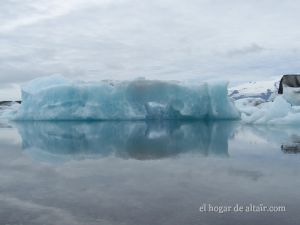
[0,121,299,225]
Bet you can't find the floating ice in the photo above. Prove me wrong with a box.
[283,86,300,106]
[236,94,300,124]
[235,81,300,124]
[12,75,240,121]
[0,102,20,120]
[234,97,266,116]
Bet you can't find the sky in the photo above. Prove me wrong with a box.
[1,0,300,100]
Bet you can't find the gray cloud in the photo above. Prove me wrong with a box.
[1,0,300,99]
[227,44,265,56]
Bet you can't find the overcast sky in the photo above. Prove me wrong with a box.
[1,0,300,100]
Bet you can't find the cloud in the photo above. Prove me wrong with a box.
[1,0,300,99]
[0,0,115,32]
[227,44,265,56]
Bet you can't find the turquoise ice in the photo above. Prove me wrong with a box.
[14,75,240,121]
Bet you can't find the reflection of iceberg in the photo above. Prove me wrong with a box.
[16,121,237,163]
[13,75,239,120]
[235,124,300,153]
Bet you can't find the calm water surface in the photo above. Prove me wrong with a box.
[0,121,299,225]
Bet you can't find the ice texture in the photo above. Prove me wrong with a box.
[283,86,300,106]
[236,94,300,124]
[235,82,300,124]
[16,121,237,163]
[0,102,20,120]
[13,75,240,121]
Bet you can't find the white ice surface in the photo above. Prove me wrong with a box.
[237,94,300,125]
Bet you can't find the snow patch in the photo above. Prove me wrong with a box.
[229,79,279,101]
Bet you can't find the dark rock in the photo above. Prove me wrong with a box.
[0,101,21,106]
[278,74,300,94]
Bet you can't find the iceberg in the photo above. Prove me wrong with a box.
[236,95,300,125]
[12,75,240,121]
[235,78,300,124]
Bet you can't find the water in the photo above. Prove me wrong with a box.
[0,121,299,225]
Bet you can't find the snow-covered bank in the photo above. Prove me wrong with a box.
[229,79,279,101]
[8,75,240,121]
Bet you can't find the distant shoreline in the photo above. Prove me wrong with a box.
[0,101,21,105]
